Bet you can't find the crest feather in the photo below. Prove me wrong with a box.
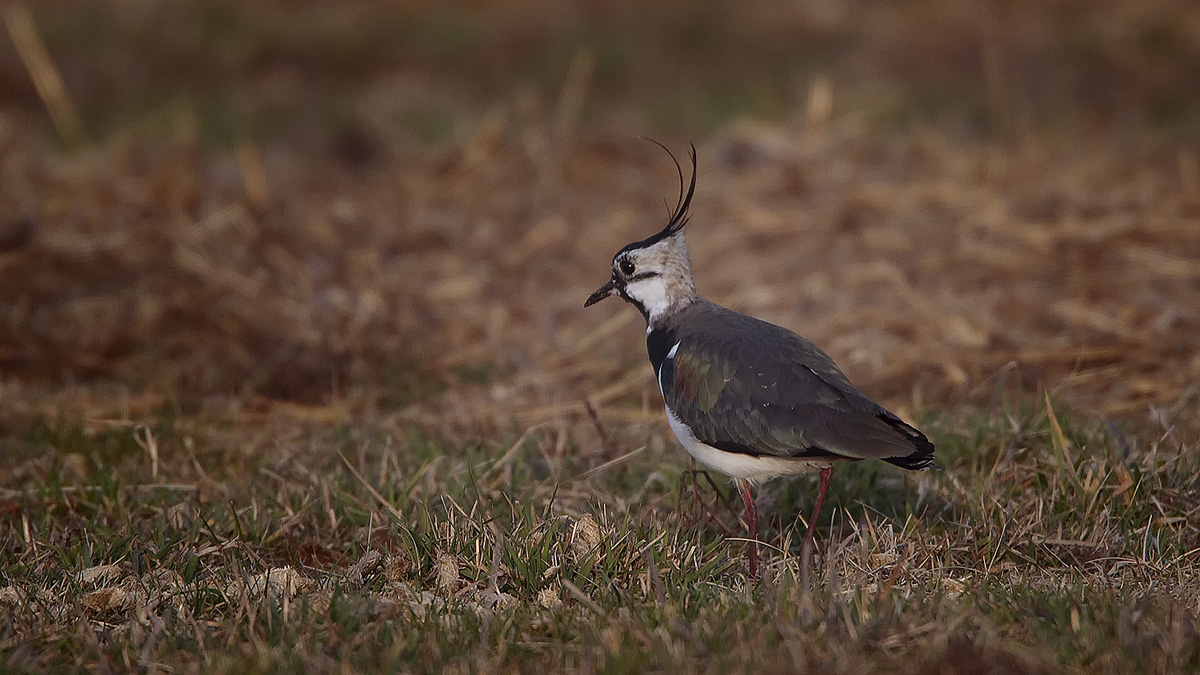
[618,142,697,254]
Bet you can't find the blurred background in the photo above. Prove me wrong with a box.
[2,0,1199,442]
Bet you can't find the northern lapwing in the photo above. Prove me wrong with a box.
[584,144,935,579]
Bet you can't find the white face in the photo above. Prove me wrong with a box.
[621,269,672,320]
[610,237,694,322]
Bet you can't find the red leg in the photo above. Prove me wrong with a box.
[803,467,833,548]
[736,479,758,580]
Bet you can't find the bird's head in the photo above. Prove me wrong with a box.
[584,144,698,323]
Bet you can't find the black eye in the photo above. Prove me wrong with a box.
[619,259,635,276]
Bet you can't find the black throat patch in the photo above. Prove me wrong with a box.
[646,325,677,373]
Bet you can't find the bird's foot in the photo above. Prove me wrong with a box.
[677,464,738,534]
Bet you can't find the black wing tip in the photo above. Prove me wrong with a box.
[878,413,937,471]
[884,439,937,471]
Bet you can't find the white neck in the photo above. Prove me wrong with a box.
[624,275,696,322]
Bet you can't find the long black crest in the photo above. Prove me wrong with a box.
[618,141,697,255]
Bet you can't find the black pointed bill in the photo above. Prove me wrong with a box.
[584,278,617,307]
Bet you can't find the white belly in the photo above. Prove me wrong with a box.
[664,407,828,484]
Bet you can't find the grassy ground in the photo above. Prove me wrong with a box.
[2,394,1198,672]
[2,1,1200,673]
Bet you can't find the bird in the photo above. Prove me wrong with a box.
[583,144,935,579]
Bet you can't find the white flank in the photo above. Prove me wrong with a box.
[663,407,828,484]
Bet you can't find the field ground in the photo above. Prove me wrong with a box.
[2,2,1200,673]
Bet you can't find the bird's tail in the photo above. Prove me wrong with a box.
[879,414,936,470]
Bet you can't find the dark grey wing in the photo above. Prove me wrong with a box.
[660,307,933,468]
[764,342,934,468]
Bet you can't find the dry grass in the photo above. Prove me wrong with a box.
[2,1,1200,672]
